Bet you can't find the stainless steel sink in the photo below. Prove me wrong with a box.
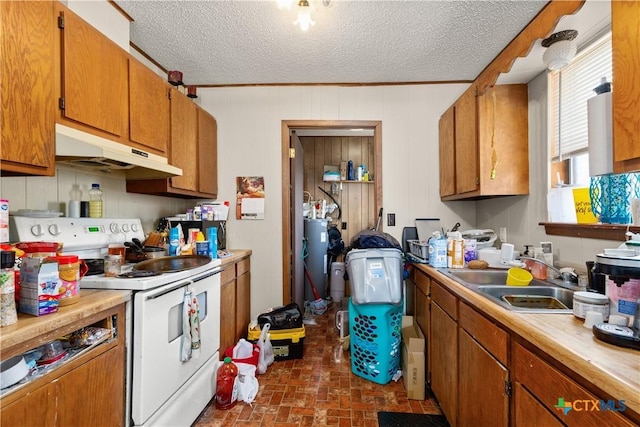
[475,285,574,313]
[442,269,547,287]
[439,269,575,313]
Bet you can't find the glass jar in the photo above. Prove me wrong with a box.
[0,251,17,326]
[104,254,122,277]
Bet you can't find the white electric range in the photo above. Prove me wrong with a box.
[10,216,222,427]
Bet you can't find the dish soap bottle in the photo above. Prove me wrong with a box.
[89,183,103,218]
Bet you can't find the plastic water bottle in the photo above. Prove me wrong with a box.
[214,357,238,410]
[88,183,103,218]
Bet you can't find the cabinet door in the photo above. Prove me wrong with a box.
[59,8,127,137]
[1,0,55,175]
[612,0,640,169]
[197,108,218,196]
[169,89,198,191]
[236,270,251,340]
[430,302,458,426]
[0,383,57,427]
[458,330,509,426]
[220,271,237,354]
[413,269,430,369]
[514,382,564,427]
[439,105,456,197]
[477,84,529,196]
[129,59,170,155]
[56,347,125,426]
[454,86,478,195]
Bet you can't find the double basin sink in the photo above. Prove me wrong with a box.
[438,269,574,314]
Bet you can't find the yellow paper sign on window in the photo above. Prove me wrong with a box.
[572,188,598,223]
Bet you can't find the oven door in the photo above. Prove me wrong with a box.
[131,268,221,425]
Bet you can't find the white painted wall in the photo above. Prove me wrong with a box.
[196,84,478,316]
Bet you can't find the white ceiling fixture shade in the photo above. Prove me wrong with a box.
[293,0,315,31]
[542,30,579,70]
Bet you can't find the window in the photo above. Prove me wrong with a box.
[549,31,612,187]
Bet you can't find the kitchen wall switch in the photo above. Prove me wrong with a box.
[387,213,396,227]
[341,222,347,230]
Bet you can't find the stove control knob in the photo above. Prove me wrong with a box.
[48,224,61,236]
[30,224,44,237]
[121,224,130,233]
[131,223,139,233]
[110,223,120,234]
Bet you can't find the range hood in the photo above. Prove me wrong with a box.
[55,124,182,179]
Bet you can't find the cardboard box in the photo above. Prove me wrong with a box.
[401,316,425,400]
[19,258,60,316]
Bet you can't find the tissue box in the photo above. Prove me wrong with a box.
[401,316,425,400]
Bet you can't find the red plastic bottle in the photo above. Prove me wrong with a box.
[214,357,238,410]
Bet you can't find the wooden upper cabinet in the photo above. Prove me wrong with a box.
[454,86,479,195]
[439,84,528,201]
[169,88,198,192]
[0,0,55,176]
[58,7,127,138]
[198,108,218,197]
[612,0,640,173]
[439,106,456,198]
[129,59,170,156]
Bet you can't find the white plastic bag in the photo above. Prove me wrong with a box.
[235,363,259,404]
[256,323,274,374]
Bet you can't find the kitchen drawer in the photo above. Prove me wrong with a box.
[459,301,508,365]
[221,266,235,285]
[414,268,430,295]
[236,257,250,276]
[514,343,635,427]
[431,280,457,320]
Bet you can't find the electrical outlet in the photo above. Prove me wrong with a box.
[387,213,396,227]
[341,222,347,230]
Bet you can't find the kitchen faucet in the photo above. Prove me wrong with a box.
[519,256,582,291]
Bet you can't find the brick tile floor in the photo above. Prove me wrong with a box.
[193,302,443,426]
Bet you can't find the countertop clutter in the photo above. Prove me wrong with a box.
[416,263,640,424]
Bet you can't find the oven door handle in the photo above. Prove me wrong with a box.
[144,267,221,300]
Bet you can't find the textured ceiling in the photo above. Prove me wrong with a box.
[115,0,552,86]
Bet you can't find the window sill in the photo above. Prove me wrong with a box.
[540,222,640,241]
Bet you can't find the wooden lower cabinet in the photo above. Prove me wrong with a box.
[220,255,251,355]
[513,343,635,427]
[458,330,509,425]
[0,303,126,427]
[514,382,564,427]
[430,282,458,426]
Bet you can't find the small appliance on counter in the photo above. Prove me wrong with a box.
[592,245,640,350]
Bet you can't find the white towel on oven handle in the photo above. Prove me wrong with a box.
[180,286,201,362]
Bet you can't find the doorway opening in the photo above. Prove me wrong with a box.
[281,120,383,307]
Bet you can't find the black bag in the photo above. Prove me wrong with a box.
[257,303,303,330]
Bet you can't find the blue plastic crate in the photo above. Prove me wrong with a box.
[348,298,403,384]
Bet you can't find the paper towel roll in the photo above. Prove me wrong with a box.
[587,91,613,176]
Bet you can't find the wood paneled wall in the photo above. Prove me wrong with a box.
[300,136,376,248]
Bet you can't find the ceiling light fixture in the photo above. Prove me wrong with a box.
[542,29,578,71]
[293,0,315,31]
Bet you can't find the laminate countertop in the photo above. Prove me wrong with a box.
[415,264,640,421]
[218,249,252,267]
[0,289,131,358]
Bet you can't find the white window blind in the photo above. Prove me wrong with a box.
[550,33,612,160]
